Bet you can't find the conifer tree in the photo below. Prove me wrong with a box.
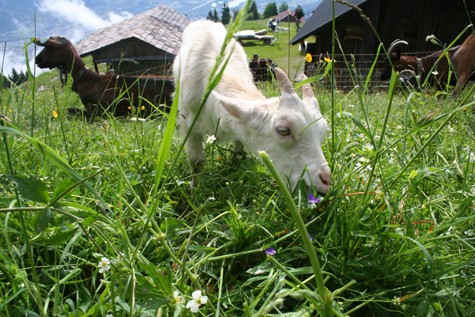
[247,1,260,20]
[279,2,288,13]
[207,10,214,21]
[222,3,231,25]
[263,2,278,18]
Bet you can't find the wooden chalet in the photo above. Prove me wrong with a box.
[290,0,475,90]
[76,5,190,76]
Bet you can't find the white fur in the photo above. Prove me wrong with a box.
[173,20,331,194]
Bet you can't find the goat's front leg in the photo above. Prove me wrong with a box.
[233,140,244,154]
[231,140,247,162]
[453,73,470,97]
[186,133,205,188]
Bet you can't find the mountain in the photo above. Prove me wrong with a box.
[0,0,319,76]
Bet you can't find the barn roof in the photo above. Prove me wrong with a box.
[275,9,295,21]
[76,5,191,57]
[290,0,367,44]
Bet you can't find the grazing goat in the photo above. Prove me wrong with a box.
[35,36,173,119]
[173,20,331,194]
[380,39,459,90]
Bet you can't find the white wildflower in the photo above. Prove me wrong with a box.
[206,135,216,144]
[363,143,374,151]
[173,290,185,304]
[186,290,208,313]
[98,257,110,274]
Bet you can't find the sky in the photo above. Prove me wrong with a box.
[36,0,133,32]
[1,0,238,76]
[2,0,136,76]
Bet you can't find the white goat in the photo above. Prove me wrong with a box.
[173,20,331,194]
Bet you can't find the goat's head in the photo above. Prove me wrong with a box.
[380,39,409,80]
[214,67,331,195]
[35,36,78,71]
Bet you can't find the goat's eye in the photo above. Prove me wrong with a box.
[276,126,291,136]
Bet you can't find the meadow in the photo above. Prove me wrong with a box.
[1,9,475,317]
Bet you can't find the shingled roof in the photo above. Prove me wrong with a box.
[76,5,190,57]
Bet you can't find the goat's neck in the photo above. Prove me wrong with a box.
[67,53,88,83]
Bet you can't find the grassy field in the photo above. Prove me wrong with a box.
[1,10,475,317]
[238,19,306,77]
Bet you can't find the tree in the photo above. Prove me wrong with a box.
[221,3,231,25]
[207,10,215,21]
[9,68,20,84]
[206,7,220,22]
[278,2,288,13]
[263,2,278,19]
[8,68,28,86]
[0,72,9,89]
[247,1,260,20]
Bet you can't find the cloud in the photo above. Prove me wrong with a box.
[1,0,132,76]
[227,0,246,8]
[185,0,217,14]
[36,0,131,31]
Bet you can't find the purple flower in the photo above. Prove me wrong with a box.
[265,247,276,256]
[308,193,322,205]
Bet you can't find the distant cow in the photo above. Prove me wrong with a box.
[35,36,173,120]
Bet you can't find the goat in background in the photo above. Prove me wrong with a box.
[35,36,173,120]
[380,39,459,90]
[381,33,475,96]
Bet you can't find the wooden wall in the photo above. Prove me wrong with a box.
[89,38,175,76]
[307,0,475,56]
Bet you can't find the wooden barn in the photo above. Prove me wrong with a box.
[76,5,190,76]
[275,10,296,23]
[291,0,475,89]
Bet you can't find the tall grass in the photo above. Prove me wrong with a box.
[1,1,475,316]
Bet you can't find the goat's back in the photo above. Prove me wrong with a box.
[173,20,261,104]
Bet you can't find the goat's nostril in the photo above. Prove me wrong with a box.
[319,168,332,187]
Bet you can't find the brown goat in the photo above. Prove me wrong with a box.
[380,39,459,90]
[35,36,174,120]
[451,33,475,95]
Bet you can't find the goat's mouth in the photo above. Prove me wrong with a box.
[35,62,53,69]
[34,58,54,69]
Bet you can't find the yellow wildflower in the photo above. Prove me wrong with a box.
[141,105,145,111]
[305,53,313,63]
[324,56,331,63]
[52,110,59,118]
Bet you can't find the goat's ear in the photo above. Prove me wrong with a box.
[213,91,251,119]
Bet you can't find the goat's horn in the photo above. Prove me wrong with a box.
[387,39,408,57]
[296,73,315,99]
[274,67,295,95]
